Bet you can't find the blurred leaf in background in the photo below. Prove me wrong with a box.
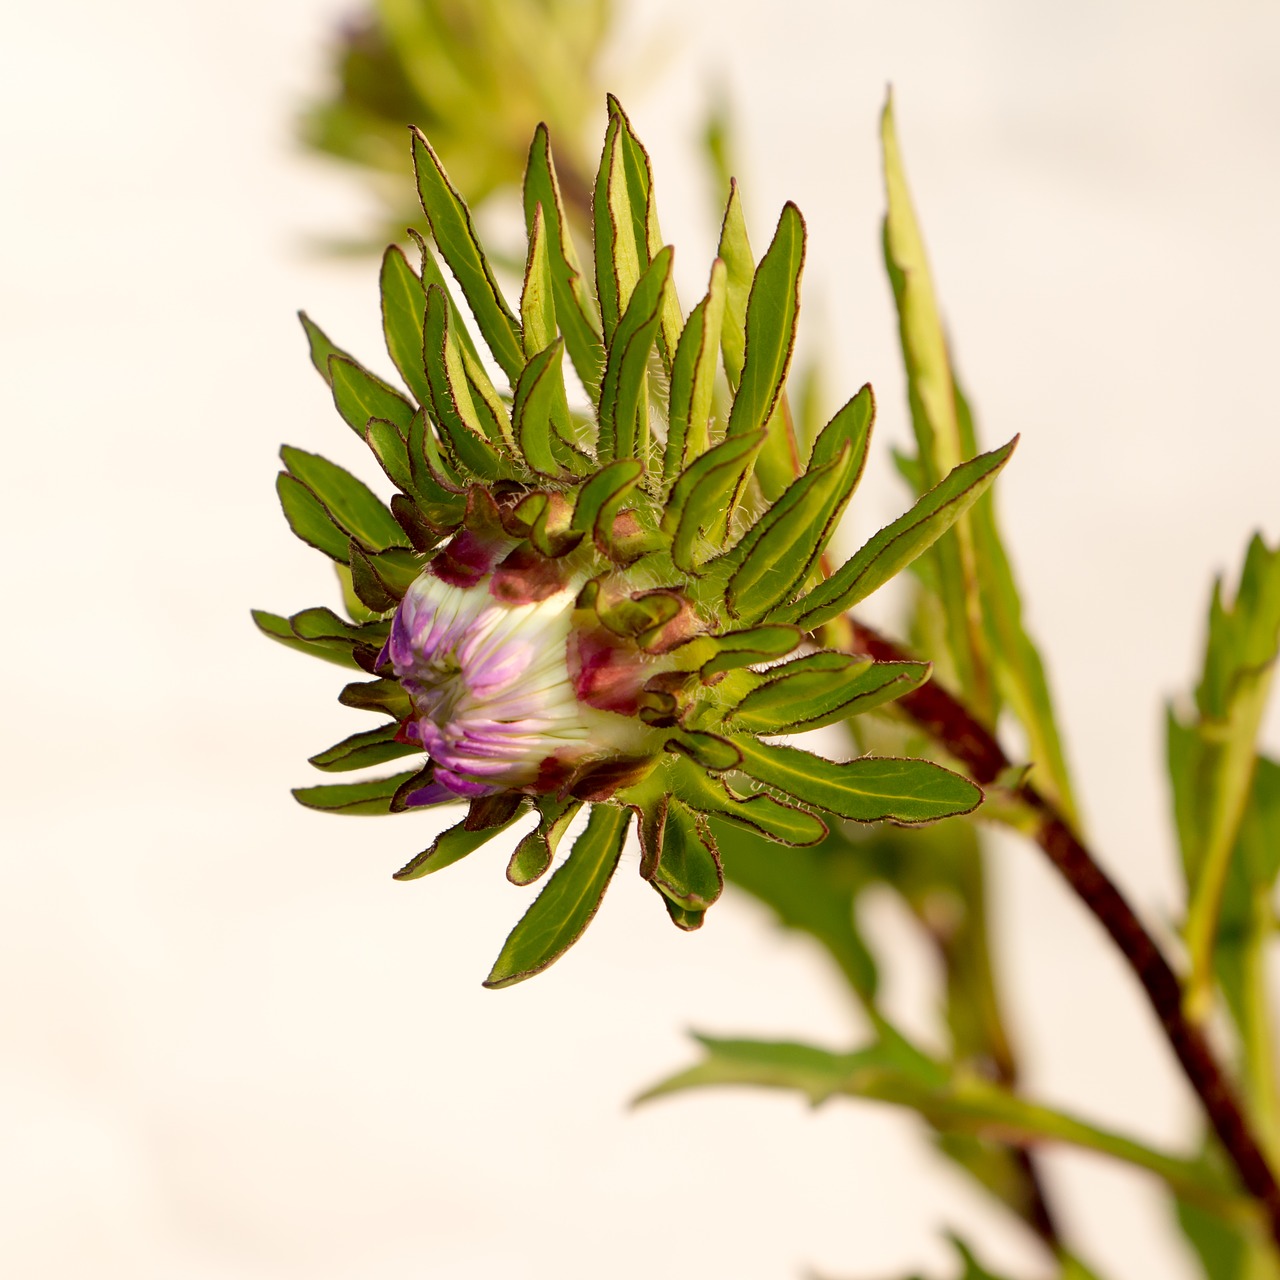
[303,0,611,247]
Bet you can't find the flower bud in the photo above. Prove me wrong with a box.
[384,563,654,802]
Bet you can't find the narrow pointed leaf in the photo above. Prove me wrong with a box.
[308,724,420,773]
[728,653,931,733]
[289,607,390,647]
[597,246,672,463]
[276,472,349,562]
[512,339,573,477]
[252,609,361,669]
[281,446,407,552]
[667,623,803,679]
[411,127,524,382]
[664,431,766,572]
[364,417,416,496]
[522,124,604,395]
[779,437,1018,630]
[422,284,512,478]
[380,245,432,407]
[338,677,412,718]
[609,96,682,365]
[408,229,486,370]
[394,807,527,880]
[724,202,805,499]
[716,180,752,388]
[736,737,982,824]
[665,258,727,482]
[809,383,875,477]
[298,311,343,385]
[484,804,630,988]
[520,203,557,358]
[882,94,991,712]
[292,770,422,815]
[592,112,641,345]
[329,355,415,437]
[717,445,857,622]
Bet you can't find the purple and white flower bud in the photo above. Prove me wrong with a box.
[384,567,651,802]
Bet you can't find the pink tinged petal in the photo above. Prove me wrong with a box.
[401,780,455,808]
[436,769,497,798]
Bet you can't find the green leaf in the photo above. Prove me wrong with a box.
[394,805,528,881]
[778,437,1018,630]
[663,431,766,573]
[736,737,982,824]
[608,96,682,365]
[716,180,752,389]
[882,93,992,714]
[665,756,827,846]
[728,653,930,733]
[512,339,573,477]
[636,1034,912,1107]
[289,606,389,648]
[292,769,422,815]
[308,724,419,773]
[809,382,875,477]
[298,311,343,385]
[522,124,604,396]
[717,444,858,622]
[421,284,512,478]
[637,1033,1252,1220]
[596,245,672,464]
[338,677,411,719]
[408,229,486,372]
[252,609,362,669]
[329,354,415,437]
[724,201,805,501]
[652,800,723,929]
[664,257,727,482]
[519,202,557,358]
[276,472,349,562]
[364,417,416,496]
[411,126,524,382]
[592,111,641,346]
[960,383,1078,828]
[406,408,468,514]
[281,446,407,552]
[484,804,630,988]
[570,457,642,549]
[667,730,742,773]
[348,543,421,610]
[508,798,582,887]
[1181,536,1280,1019]
[668,623,803,680]
[379,245,431,407]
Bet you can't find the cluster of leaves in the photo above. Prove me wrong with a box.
[1168,536,1280,1280]
[262,96,1019,989]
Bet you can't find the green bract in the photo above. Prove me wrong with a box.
[258,98,1016,987]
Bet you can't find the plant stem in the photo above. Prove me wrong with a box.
[846,617,1280,1251]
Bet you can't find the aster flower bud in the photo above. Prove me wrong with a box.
[257,98,1017,987]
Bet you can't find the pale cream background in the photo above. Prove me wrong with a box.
[3,1,1280,1276]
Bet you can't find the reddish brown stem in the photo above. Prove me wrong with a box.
[848,617,1280,1249]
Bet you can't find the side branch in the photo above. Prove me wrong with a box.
[847,617,1280,1249]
